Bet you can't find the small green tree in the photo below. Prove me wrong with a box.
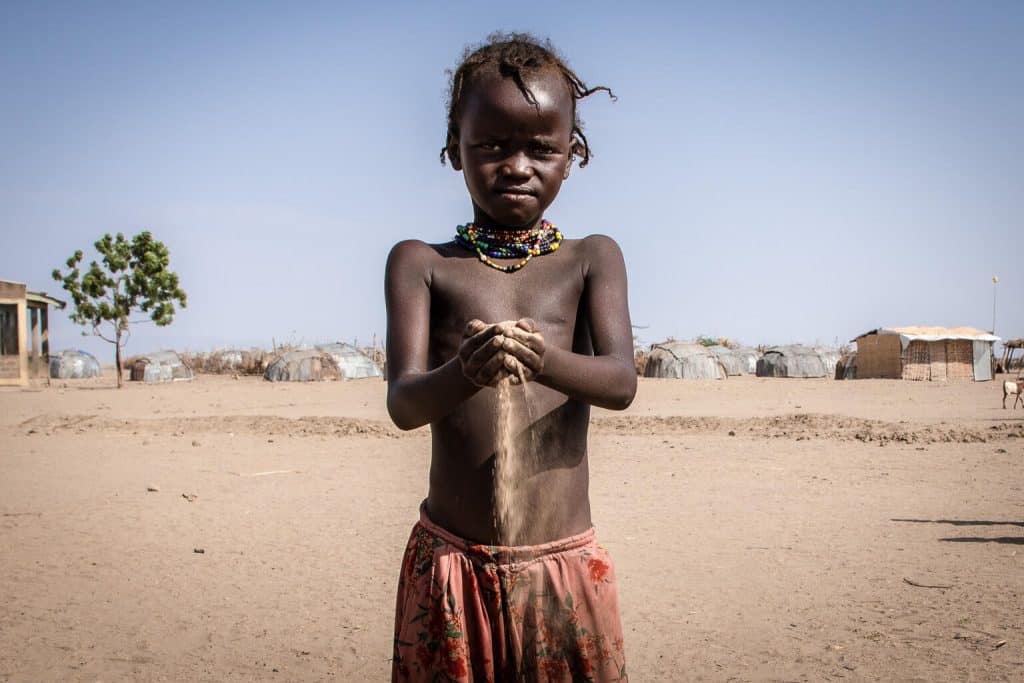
[52,231,187,388]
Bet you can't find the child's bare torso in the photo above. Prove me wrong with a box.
[422,238,596,546]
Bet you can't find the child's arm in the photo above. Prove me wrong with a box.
[502,235,637,410]
[384,240,508,430]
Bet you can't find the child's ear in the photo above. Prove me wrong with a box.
[562,154,573,180]
[448,143,463,171]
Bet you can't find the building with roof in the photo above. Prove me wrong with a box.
[315,343,383,379]
[756,345,839,378]
[129,350,195,382]
[643,341,726,380]
[0,279,66,386]
[264,348,342,382]
[852,326,998,382]
[706,345,759,376]
[50,349,102,379]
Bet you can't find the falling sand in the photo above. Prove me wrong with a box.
[493,361,531,545]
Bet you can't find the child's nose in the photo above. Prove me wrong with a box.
[500,152,532,178]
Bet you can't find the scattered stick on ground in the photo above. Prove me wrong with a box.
[903,577,953,589]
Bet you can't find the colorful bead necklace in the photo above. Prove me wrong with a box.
[454,220,564,273]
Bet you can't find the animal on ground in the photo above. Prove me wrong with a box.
[1003,377,1023,409]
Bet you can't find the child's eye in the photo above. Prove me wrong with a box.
[531,143,558,155]
[478,142,503,152]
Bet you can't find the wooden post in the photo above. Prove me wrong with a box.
[41,306,50,385]
[17,299,28,386]
[40,306,49,358]
[30,306,40,377]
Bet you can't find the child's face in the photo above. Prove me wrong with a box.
[452,69,574,230]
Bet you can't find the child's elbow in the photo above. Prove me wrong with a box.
[610,388,636,411]
[605,371,637,410]
[388,411,416,431]
[387,402,423,431]
[386,390,424,431]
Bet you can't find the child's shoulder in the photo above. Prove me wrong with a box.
[387,237,453,256]
[385,238,455,270]
[566,234,626,272]
[573,233,622,252]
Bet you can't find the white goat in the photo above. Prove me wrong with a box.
[1004,377,1023,409]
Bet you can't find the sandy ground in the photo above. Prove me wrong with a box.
[1,374,1022,682]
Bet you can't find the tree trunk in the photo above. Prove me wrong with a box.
[115,329,123,388]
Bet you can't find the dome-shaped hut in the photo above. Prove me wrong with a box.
[644,341,726,380]
[130,350,194,382]
[706,345,759,376]
[49,350,102,379]
[814,346,841,376]
[756,345,839,378]
[263,349,342,382]
[315,343,383,380]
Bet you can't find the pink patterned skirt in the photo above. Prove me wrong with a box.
[392,503,627,682]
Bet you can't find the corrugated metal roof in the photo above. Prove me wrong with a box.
[644,342,726,380]
[315,343,383,380]
[264,349,342,382]
[131,350,194,382]
[756,345,839,378]
[706,345,759,375]
[854,326,999,343]
[50,350,101,379]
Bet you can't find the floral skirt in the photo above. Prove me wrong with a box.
[392,502,627,682]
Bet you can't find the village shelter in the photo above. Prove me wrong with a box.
[0,279,66,386]
[852,326,998,382]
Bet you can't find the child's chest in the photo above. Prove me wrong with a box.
[429,251,586,344]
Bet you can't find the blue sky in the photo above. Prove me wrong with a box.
[2,1,1020,359]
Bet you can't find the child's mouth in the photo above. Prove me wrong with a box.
[495,188,535,200]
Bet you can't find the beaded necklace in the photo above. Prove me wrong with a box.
[454,220,564,273]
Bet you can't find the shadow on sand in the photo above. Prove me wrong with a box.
[937,536,1024,544]
[891,518,1024,527]
[892,518,1024,545]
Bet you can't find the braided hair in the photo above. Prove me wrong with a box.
[441,32,615,168]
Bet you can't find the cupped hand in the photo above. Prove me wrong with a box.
[458,319,512,387]
[495,318,545,383]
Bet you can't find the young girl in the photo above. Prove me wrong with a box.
[386,32,635,682]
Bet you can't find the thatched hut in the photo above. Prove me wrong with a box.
[263,349,342,382]
[853,327,998,382]
[130,350,194,382]
[49,349,101,379]
[644,342,726,380]
[756,345,838,378]
[707,345,759,375]
[315,343,383,379]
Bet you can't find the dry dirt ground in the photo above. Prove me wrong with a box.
[1,375,1021,682]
